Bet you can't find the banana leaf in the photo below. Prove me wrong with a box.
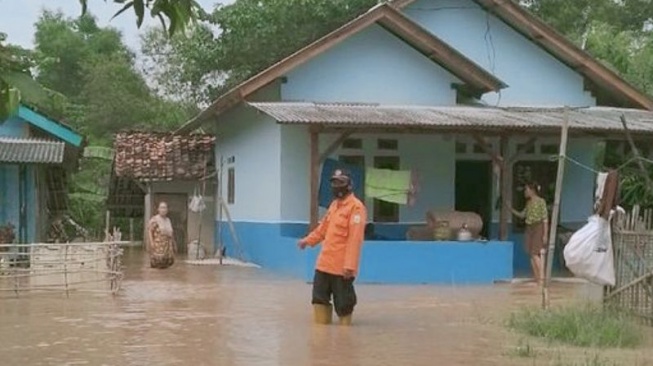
[83,146,115,160]
[69,192,106,203]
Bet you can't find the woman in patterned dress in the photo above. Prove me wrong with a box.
[512,182,549,285]
[147,202,176,269]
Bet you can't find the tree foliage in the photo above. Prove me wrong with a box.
[142,0,379,103]
[2,11,196,238]
[33,11,194,139]
[0,33,57,120]
[0,0,200,124]
[79,0,205,35]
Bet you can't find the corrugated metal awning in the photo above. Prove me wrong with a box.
[248,102,653,134]
[0,137,66,164]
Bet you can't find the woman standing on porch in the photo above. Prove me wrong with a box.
[512,182,549,285]
[147,201,176,269]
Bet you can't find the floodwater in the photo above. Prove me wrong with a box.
[1,247,651,366]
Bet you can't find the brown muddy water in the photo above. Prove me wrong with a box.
[1,247,652,366]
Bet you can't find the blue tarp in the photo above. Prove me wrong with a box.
[318,159,364,208]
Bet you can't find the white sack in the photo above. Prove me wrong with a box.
[563,215,615,286]
[188,192,206,213]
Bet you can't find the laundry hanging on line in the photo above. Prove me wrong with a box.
[318,159,365,208]
[365,167,415,205]
[595,170,619,220]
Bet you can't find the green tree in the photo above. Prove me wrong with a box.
[0,33,57,120]
[141,0,379,103]
[33,11,194,138]
[1,0,201,122]
[28,11,195,237]
[80,0,205,35]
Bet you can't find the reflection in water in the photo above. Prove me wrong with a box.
[0,247,623,366]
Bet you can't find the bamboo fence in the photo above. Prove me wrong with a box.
[0,242,125,297]
[605,206,653,325]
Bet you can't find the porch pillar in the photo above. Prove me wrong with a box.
[499,136,511,241]
[143,183,153,247]
[309,128,320,230]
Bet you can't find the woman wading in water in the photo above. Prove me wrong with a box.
[512,182,549,285]
[148,202,176,269]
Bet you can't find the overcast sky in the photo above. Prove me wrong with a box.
[0,0,226,52]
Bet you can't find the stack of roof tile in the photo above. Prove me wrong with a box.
[113,132,215,181]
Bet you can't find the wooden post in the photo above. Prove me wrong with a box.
[309,128,320,230]
[104,210,111,242]
[129,218,134,242]
[499,136,510,241]
[216,155,224,264]
[621,115,653,192]
[143,184,153,248]
[542,106,570,309]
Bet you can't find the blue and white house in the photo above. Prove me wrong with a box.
[178,0,653,284]
[0,105,84,244]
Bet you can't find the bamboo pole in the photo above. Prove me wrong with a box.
[216,154,224,265]
[309,129,320,230]
[542,106,570,310]
[621,115,653,193]
[499,136,510,241]
[129,218,134,242]
[104,210,111,241]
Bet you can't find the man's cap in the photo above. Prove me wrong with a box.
[330,169,351,185]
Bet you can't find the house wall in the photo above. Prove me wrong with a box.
[281,24,460,105]
[403,0,597,107]
[0,117,39,243]
[281,128,596,226]
[211,0,606,282]
[280,127,456,224]
[213,85,283,224]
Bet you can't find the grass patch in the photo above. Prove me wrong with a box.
[552,353,621,366]
[507,338,537,358]
[508,304,643,348]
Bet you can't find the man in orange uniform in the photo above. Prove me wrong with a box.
[298,169,367,326]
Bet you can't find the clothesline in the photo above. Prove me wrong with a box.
[548,155,653,175]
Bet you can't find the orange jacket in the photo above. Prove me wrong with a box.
[303,194,367,276]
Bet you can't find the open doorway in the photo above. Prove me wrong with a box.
[455,161,493,238]
[153,193,188,254]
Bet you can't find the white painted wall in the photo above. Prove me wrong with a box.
[213,105,282,222]
[403,0,597,107]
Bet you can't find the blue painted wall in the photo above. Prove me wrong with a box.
[403,0,596,107]
[282,24,460,105]
[210,0,606,282]
[280,128,456,223]
[213,85,283,222]
[218,221,513,284]
[0,117,38,243]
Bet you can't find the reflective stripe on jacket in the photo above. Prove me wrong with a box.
[303,194,367,276]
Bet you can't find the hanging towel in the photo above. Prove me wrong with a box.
[318,159,365,208]
[407,170,419,206]
[596,170,619,220]
[365,167,412,205]
[595,172,608,203]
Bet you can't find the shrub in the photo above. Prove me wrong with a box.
[508,304,643,348]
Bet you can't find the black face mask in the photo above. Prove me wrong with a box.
[331,186,350,199]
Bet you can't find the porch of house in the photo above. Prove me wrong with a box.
[107,132,217,253]
[216,103,653,284]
